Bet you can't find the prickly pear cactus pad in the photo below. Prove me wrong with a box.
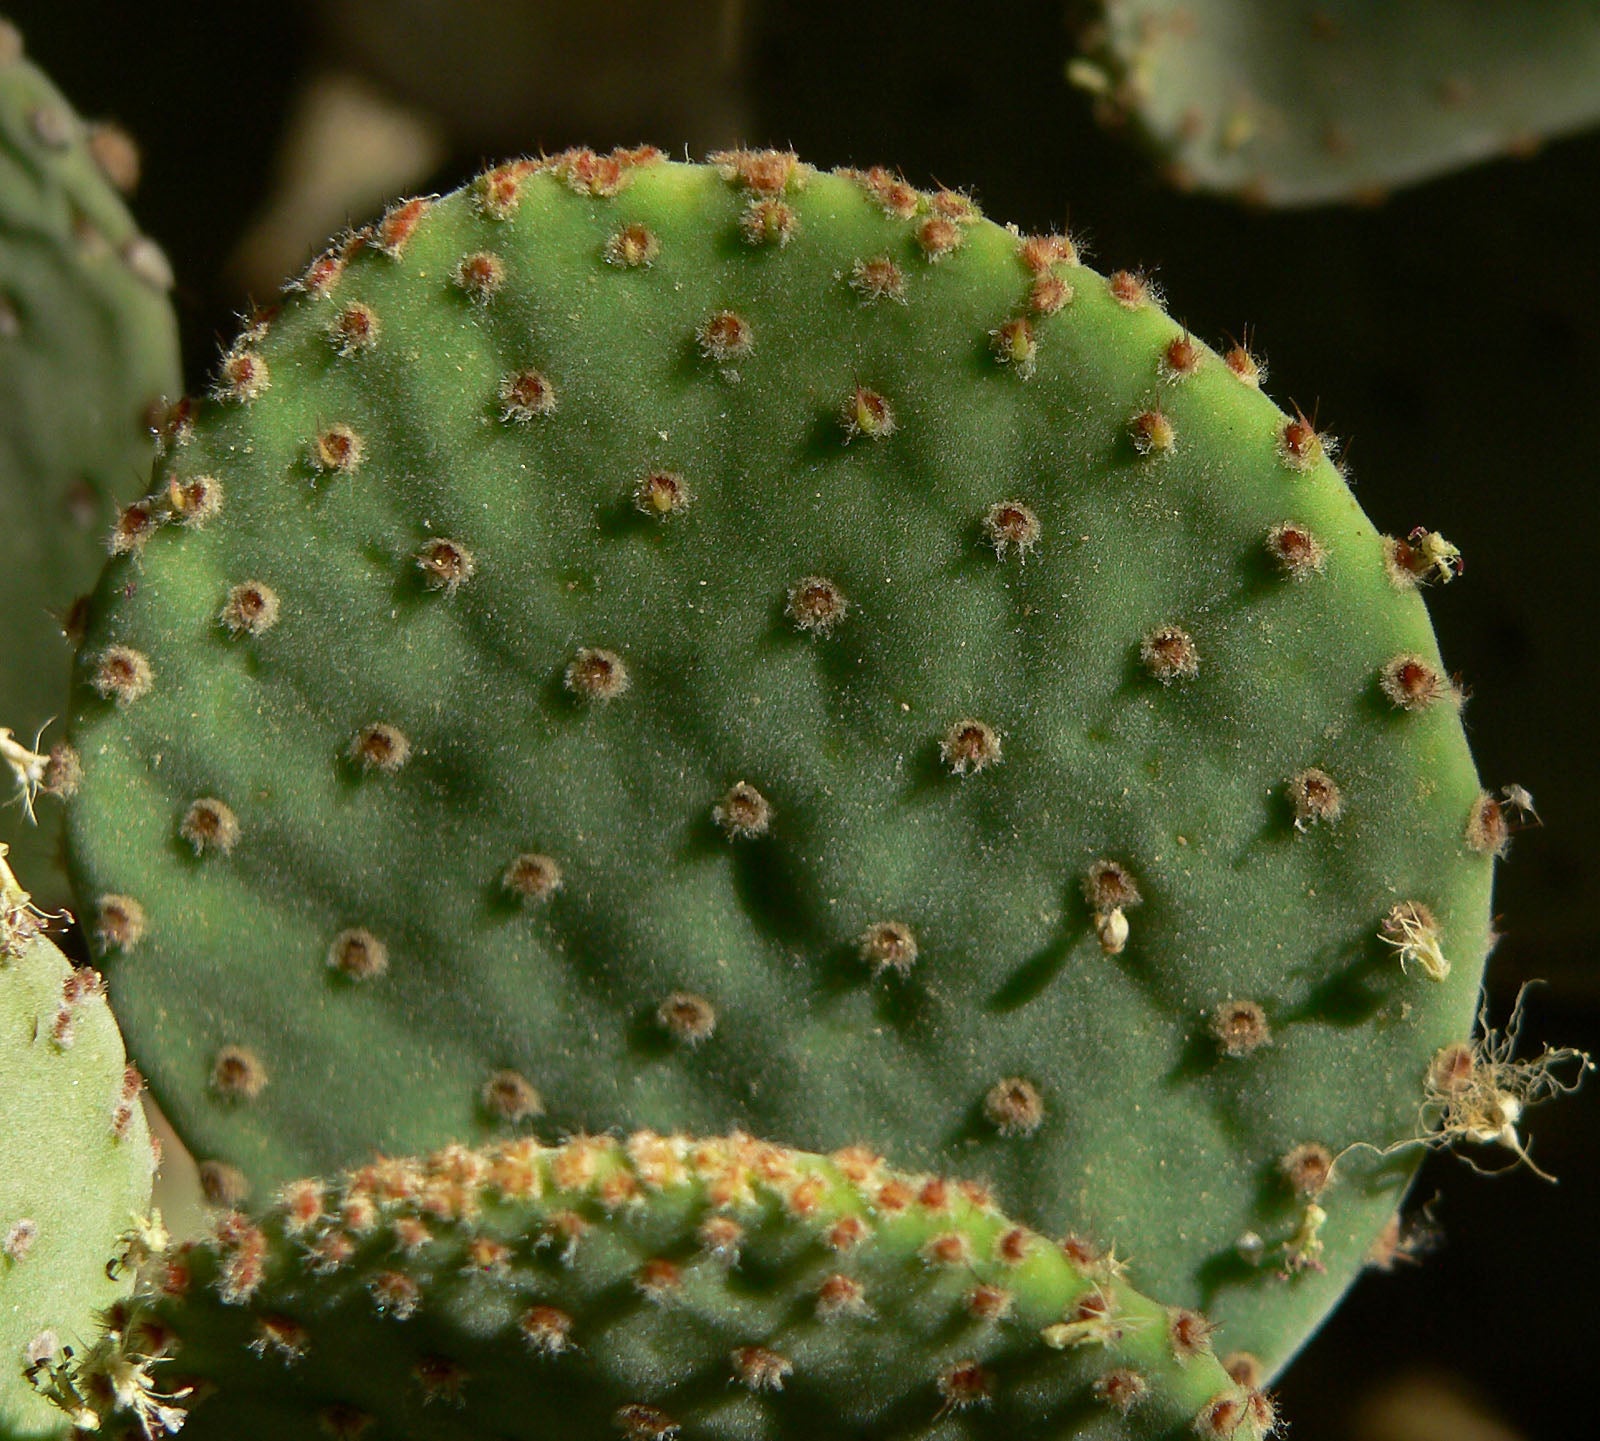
[0,846,155,1440]
[0,19,181,896]
[1072,1,1600,204]
[49,1133,1276,1441]
[65,150,1500,1372]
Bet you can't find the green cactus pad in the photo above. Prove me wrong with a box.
[46,1132,1277,1441]
[1,846,155,1440]
[64,151,1498,1370]
[0,20,181,899]
[1072,0,1600,204]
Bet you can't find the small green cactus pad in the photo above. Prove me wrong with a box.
[65,151,1498,1369]
[1,846,155,1440]
[0,20,181,898]
[1072,0,1600,204]
[46,1132,1276,1441]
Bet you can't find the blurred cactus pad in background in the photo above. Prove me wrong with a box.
[1071,0,1600,204]
[46,145,1536,1436]
[0,19,180,901]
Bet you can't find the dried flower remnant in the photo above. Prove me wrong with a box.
[1409,987,1593,1180]
[1041,1286,1127,1349]
[2,727,58,822]
[1385,527,1463,588]
[1502,783,1540,825]
[1380,901,1450,982]
[1278,1201,1329,1277]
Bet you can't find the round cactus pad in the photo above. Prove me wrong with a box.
[64,152,1497,1372]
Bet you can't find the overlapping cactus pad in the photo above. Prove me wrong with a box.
[64,150,1497,1373]
[1,848,155,1439]
[51,1133,1275,1441]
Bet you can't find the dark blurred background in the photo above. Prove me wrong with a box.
[8,1,1595,1435]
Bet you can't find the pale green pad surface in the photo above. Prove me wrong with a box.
[1,850,153,1440]
[61,1135,1271,1441]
